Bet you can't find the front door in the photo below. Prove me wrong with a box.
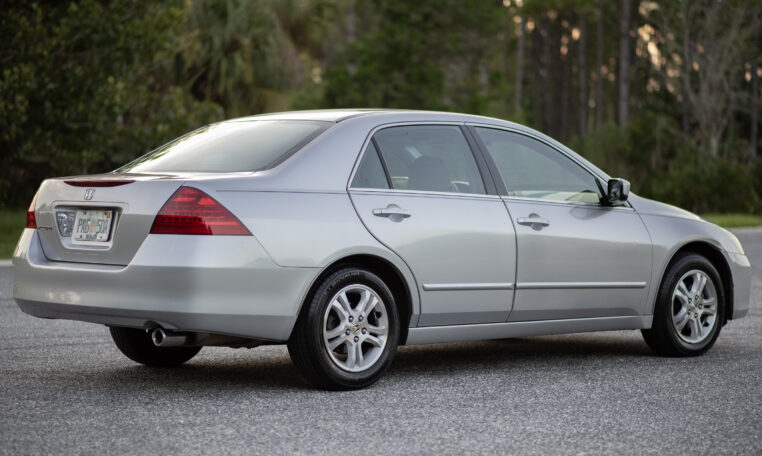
[471,126,652,321]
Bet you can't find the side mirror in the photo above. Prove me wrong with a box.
[604,178,630,205]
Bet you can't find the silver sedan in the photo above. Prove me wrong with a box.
[13,110,752,389]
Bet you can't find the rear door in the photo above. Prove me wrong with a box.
[471,126,652,321]
[349,124,517,326]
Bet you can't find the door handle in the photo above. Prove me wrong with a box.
[372,205,411,219]
[516,214,550,227]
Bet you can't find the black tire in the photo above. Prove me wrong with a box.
[288,267,400,390]
[109,326,201,367]
[641,253,725,357]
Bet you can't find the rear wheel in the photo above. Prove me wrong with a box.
[288,267,400,390]
[109,326,201,367]
[641,253,725,357]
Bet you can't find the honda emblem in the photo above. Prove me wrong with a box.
[84,188,95,200]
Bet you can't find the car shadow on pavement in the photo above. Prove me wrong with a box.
[63,332,657,392]
[389,334,654,374]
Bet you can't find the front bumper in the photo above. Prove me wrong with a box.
[728,251,752,319]
[13,229,319,341]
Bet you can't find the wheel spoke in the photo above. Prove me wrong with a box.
[687,317,701,337]
[367,323,387,337]
[695,272,707,296]
[674,311,690,331]
[365,334,384,347]
[325,324,347,340]
[346,341,357,367]
[673,289,689,306]
[701,298,717,315]
[361,294,378,318]
[355,289,371,313]
[355,343,364,367]
[677,281,691,300]
[329,301,349,324]
[328,335,348,351]
[336,292,352,314]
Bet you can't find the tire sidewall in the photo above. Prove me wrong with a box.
[658,254,725,355]
[306,268,400,388]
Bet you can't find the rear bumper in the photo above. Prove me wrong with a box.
[12,229,319,341]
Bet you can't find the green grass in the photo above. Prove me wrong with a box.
[0,210,25,260]
[701,213,762,229]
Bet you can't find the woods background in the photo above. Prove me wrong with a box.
[2,0,761,213]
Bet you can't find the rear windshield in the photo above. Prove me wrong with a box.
[116,120,330,173]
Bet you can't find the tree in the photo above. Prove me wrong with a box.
[0,1,221,207]
[647,0,759,157]
[618,0,632,128]
[595,0,604,127]
[515,15,527,114]
[578,11,588,136]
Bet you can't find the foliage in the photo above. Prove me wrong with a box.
[0,210,25,259]
[0,1,222,207]
[701,213,762,229]
[321,0,506,111]
[0,0,760,214]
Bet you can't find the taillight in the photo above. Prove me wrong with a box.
[26,193,37,229]
[150,186,251,236]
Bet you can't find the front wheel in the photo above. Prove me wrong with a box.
[109,326,201,367]
[288,267,400,390]
[641,253,725,357]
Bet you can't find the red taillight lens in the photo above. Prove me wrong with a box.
[26,193,37,228]
[150,186,251,236]
[26,210,37,229]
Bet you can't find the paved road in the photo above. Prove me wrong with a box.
[1,230,760,455]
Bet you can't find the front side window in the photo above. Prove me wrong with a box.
[357,125,485,195]
[474,127,601,204]
[117,120,330,173]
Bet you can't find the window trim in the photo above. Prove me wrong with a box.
[371,137,393,189]
[466,123,633,209]
[347,121,499,197]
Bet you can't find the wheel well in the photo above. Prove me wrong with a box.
[669,241,734,323]
[296,255,413,344]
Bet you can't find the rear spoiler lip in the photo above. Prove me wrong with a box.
[63,180,135,187]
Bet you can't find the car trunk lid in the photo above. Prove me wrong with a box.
[32,173,188,265]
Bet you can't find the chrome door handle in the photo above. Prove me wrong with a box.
[372,205,411,218]
[516,215,550,227]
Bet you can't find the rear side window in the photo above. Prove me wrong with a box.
[364,125,485,194]
[351,142,390,189]
[116,120,330,173]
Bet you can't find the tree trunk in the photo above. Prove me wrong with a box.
[618,0,631,128]
[543,18,553,134]
[681,0,691,136]
[515,16,526,114]
[596,0,604,128]
[346,2,357,75]
[751,21,759,158]
[579,12,587,136]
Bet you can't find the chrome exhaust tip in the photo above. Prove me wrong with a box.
[150,328,188,347]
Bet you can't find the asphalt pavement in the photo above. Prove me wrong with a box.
[1,230,760,455]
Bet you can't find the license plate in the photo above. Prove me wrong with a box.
[73,209,113,243]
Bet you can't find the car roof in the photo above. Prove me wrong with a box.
[227,109,513,125]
